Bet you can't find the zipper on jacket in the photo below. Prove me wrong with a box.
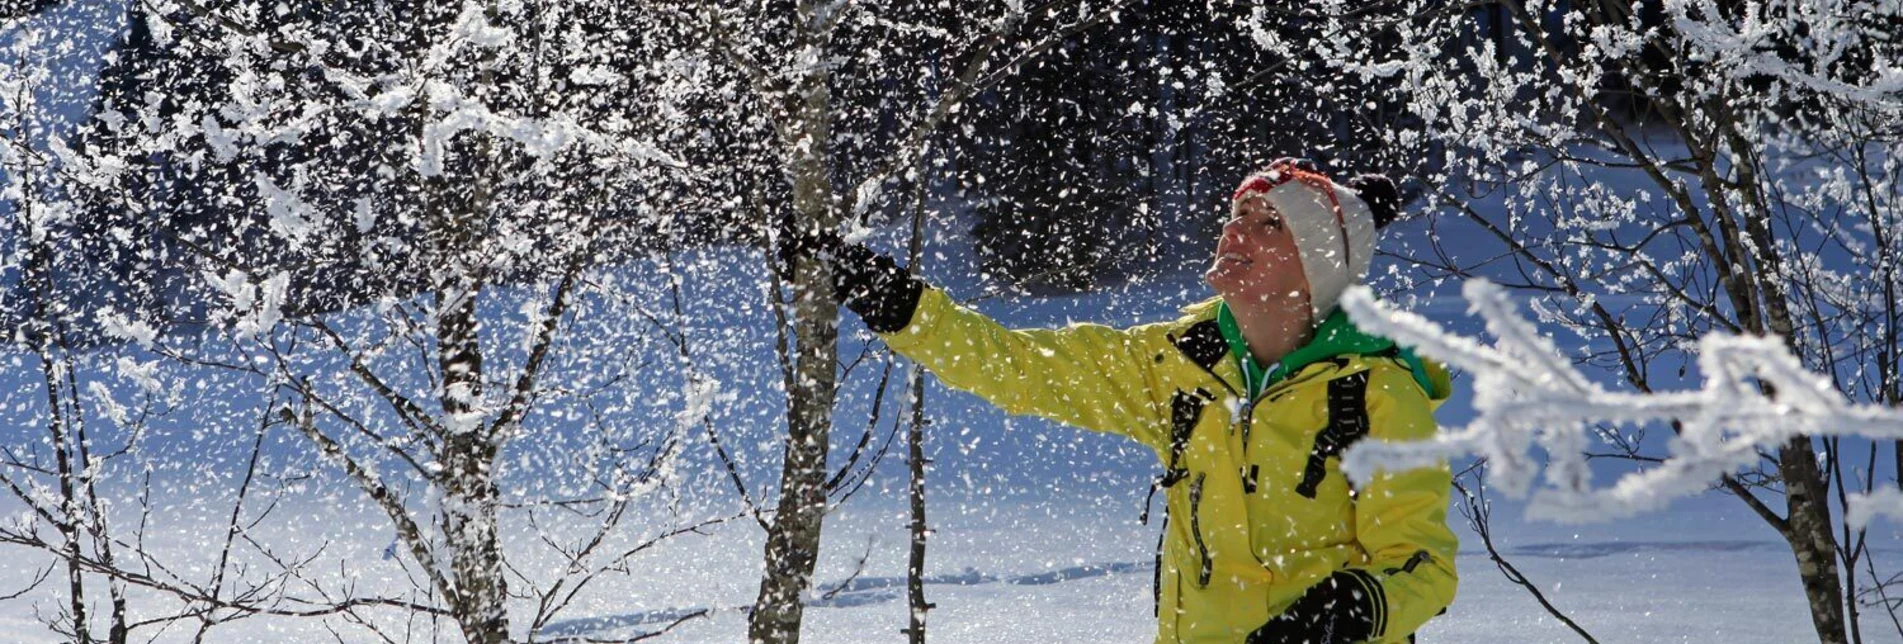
[1386,549,1434,576]
[1188,473,1212,587]
[1236,398,1253,441]
[1237,374,1304,493]
[1238,363,1338,452]
[1237,398,1257,493]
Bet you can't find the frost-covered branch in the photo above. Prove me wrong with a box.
[1340,281,1903,527]
[309,319,453,441]
[491,249,588,440]
[277,401,457,605]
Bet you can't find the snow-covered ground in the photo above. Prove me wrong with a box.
[2,492,1892,643]
[574,497,1899,644]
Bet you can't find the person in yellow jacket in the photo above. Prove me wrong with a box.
[788,158,1457,643]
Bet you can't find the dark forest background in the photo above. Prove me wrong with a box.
[4,0,1552,340]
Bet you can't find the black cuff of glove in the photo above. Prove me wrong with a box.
[1247,570,1381,644]
[832,243,923,334]
[776,225,926,334]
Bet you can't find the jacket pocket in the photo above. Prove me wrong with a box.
[1188,472,1212,587]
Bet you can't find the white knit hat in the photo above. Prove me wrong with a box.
[1231,161,1379,320]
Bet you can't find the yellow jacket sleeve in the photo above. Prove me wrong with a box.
[1349,364,1460,641]
[878,287,1174,452]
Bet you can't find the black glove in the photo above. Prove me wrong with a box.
[777,223,923,334]
[1247,571,1381,644]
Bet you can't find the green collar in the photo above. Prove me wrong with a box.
[1215,302,1277,398]
[1215,299,1426,399]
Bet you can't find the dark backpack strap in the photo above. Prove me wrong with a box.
[1162,388,1211,488]
[1152,510,1168,616]
[1141,387,1212,525]
[1146,386,1215,613]
[1168,320,1227,372]
[1296,370,1371,498]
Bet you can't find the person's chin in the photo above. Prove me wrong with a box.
[1204,271,1249,299]
[1204,266,1237,290]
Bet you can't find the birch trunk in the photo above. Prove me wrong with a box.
[39,349,88,644]
[428,141,508,642]
[903,157,932,644]
[1755,216,1849,644]
[1676,129,1846,642]
[22,205,90,644]
[1781,437,1848,644]
[749,45,840,644]
[1723,128,1850,644]
[438,296,508,644]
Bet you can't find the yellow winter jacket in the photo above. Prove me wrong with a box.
[879,287,1458,644]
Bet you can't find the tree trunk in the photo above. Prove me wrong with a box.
[435,224,509,641]
[437,277,509,643]
[903,154,932,644]
[904,368,930,644]
[441,430,508,644]
[750,56,839,644]
[41,349,89,644]
[1723,131,1851,644]
[70,368,129,644]
[429,131,508,640]
[750,249,841,644]
[1782,437,1849,644]
[24,218,90,644]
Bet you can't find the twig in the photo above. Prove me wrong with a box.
[818,534,877,602]
[1454,469,1600,644]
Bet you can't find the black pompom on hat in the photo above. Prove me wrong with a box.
[1345,174,1403,229]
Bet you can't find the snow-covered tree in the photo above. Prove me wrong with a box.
[16,1,1175,641]
[4,16,136,641]
[1,7,403,641]
[7,2,729,642]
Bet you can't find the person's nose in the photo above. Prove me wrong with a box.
[1220,217,1254,247]
[1220,216,1245,240]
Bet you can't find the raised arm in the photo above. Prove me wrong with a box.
[878,287,1174,448]
[786,229,1173,451]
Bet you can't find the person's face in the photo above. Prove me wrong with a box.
[1205,194,1311,313]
